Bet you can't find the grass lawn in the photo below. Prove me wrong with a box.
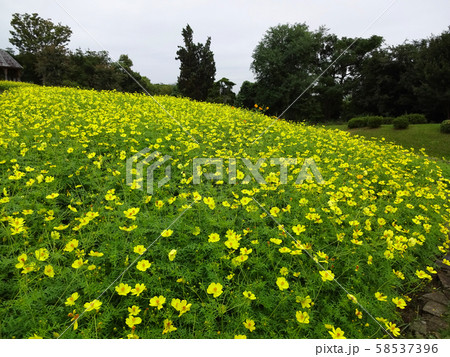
[326,124,450,162]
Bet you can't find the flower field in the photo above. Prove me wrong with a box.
[0,82,449,339]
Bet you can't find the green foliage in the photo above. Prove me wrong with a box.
[397,114,427,124]
[235,81,257,109]
[393,117,409,130]
[208,77,236,104]
[366,116,384,128]
[347,117,368,128]
[440,119,450,134]
[9,13,72,54]
[175,24,216,101]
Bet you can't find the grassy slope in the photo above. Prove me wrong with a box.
[327,124,450,162]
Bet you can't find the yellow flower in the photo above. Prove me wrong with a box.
[44,265,55,278]
[329,327,346,339]
[35,248,49,261]
[171,298,192,317]
[64,239,79,252]
[296,295,312,308]
[296,311,310,324]
[136,260,151,271]
[392,297,407,309]
[355,309,363,319]
[207,282,223,298]
[15,253,27,269]
[133,245,147,255]
[270,207,280,217]
[88,250,103,257]
[119,225,137,232]
[131,283,146,296]
[426,266,437,274]
[416,270,432,280]
[375,292,387,301]
[443,259,450,266]
[46,193,59,199]
[149,295,166,310]
[115,283,132,296]
[270,238,282,245]
[161,229,173,237]
[168,249,177,261]
[319,270,335,282]
[243,319,256,332]
[243,291,256,300]
[393,269,405,280]
[128,305,141,316]
[347,294,358,304]
[123,207,140,219]
[234,335,247,339]
[84,299,102,312]
[208,233,220,242]
[65,292,79,306]
[385,322,401,337]
[276,277,289,291]
[72,258,86,269]
[162,319,177,334]
[292,224,306,235]
[125,315,142,328]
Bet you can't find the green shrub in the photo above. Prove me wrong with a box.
[440,119,450,134]
[347,117,368,129]
[398,113,427,124]
[367,116,384,128]
[393,117,409,130]
[382,117,394,125]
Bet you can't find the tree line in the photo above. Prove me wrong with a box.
[6,13,450,122]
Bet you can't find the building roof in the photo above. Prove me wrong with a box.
[0,49,23,69]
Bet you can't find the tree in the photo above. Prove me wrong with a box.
[9,13,72,85]
[415,28,450,121]
[236,81,257,109]
[251,23,383,122]
[176,24,216,101]
[208,77,236,104]
[9,13,72,54]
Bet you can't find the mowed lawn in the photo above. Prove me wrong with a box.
[327,124,450,162]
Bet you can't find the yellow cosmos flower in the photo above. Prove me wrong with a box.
[131,283,146,296]
[168,249,177,261]
[46,193,59,199]
[65,292,79,306]
[243,291,256,300]
[296,295,312,308]
[149,295,166,310]
[133,245,147,255]
[292,224,306,235]
[64,239,79,252]
[161,229,173,237]
[329,327,346,339]
[270,207,280,217]
[125,315,142,328]
[208,233,220,242]
[320,270,335,282]
[276,277,289,291]
[34,248,49,261]
[171,298,192,317]
[136,260,151,271]
[15,253,27,269]
[207,282,223,298]
[44,265,55,277]
[123,207,140,219]
[162,319,177,334]
[72,259,86,269]
[115,283,132,296]
[234,335,247,339]
[128,305,141,316]
[243,319,256,332]
[416,270,432,280]
[375,292,387,301]
[296,311,310,324]
[84,299,102,312]
[385,322,401,337]
[392,297,407,309]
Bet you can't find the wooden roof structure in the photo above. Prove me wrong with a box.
[0,49,23,81]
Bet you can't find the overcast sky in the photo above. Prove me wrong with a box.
[1,0,449,90]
